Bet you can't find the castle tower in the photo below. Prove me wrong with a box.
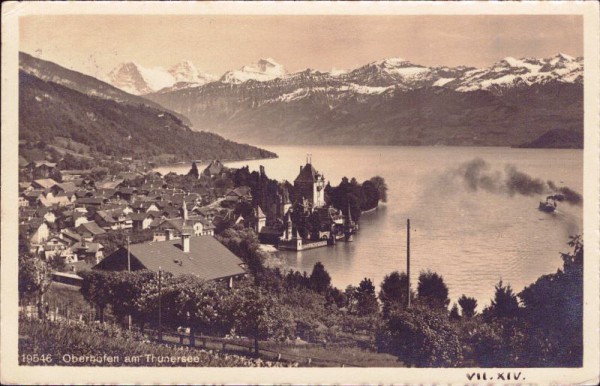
[293,156,326,208]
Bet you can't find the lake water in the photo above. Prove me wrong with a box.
[155,146,583,310]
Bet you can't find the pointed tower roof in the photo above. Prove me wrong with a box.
[294,163,319,183]
[256,205,266,219]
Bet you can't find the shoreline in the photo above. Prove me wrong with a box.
[152,154,279,172]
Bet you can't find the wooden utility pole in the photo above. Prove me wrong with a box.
[407,219,411,309]
[158,267,163,342]
[127,235,131,330]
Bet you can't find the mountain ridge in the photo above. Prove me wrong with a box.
[144,54,583,148]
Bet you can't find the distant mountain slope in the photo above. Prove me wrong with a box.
[146,54,583,148]
[19,52,192,126]
[19,71,276,161]
[517,128,584,149]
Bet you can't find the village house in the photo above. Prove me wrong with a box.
[131,200,160,213]
[22,190,44,206]
[93,209,133,231]
[225,186,252,204]
[61,229,84,244]
[95,233,246,287]
[75,196,108,207]
[130,211,160,231]
[18,196,29,208]
[71,240,104,265]
[38,192,72,208]
[31,178,58,191]
[19,218,50,246]
[50,182,77,196]
[75,221,107,240]
[95,178,125,190]
[43,236,76,263]
[193,207,219,222]
[203,159,226,178]
[153,202,215,239]
[27,161,62,181]
[115,187,138,202]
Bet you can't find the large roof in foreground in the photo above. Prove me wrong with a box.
[95,236,245,281]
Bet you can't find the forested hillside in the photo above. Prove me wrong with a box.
[19,71,276,161]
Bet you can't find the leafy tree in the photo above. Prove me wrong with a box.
[377,305,463,367]
[216,226,266,276]
[18,254,52,308]
[107,270,154,329]
[361,180,380,210]
[309,262,331,294]
[517,235,583,366]
[469,319,527,367]
[79,270,115,322]
[369,176,388,203]
[229,285,295,355]
[95,230,128,255]
[162,276,221,346]
[458,295,478,318]
[483,281,520,319]
[379,271,413,317]
[449,303,460,320]
[354,278,379,316]
[417,270,450,309]
[133,270,174,332]
[325,287,347,309]
[326,177,363,222]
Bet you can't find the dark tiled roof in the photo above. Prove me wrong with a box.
[56,182,76,193]
[23,189,44,198]
[96,236,246,280]
[294,163,320,183]
[203,160,224,175]
[32,178,58,190]
[130,212,156,221]
[76,197,106,205]
[76,221,106,236]
[62,229,83,242]
[226,186,252,198]
[72,241,103,253]
[31,161,57,168]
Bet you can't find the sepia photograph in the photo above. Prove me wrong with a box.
[1,1,599,384]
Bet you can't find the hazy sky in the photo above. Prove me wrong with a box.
[20,15,583,78]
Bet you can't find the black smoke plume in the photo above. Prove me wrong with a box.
[455,158,582,206]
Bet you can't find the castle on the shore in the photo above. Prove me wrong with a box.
[278,157,356,251]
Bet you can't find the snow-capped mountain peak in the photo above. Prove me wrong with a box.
[106,60,216,95]
[455,53,582,92]
[221,58,287,84]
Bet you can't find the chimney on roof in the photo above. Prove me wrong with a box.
[181,231,191,253]
[165,228,174,241]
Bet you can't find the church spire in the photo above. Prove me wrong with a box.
[181,199,188,220]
